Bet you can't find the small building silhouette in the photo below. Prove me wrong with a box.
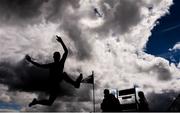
[118,87,138,111]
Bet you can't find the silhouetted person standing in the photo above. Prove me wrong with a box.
[26,35,83,107]
[138,91,149,111]
[101,89,121,112]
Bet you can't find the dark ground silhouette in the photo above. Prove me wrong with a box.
[26,35,83,107]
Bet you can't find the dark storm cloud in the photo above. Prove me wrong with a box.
[62,20,92,60]
[96,0,142,35]
[153,63,172,81]
[0,0,47,24]
[0,58,76,96]
[137,61,172,81]
[0,0,92,60]
[0,57,92,111]
[45,0,80,22]
[46,0,92,60]
[0,57,92,103]
[147,90,178,111]
[0,0,80,25]
[45,0,92,60]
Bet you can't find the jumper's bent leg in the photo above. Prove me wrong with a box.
[29,94,57,107]
[62,72,83,88]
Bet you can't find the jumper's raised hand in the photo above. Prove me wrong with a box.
[55,35,68,54]
[56,35,62,43]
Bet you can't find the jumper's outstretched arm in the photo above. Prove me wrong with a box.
[56,35,68,60]
[25,55,50,69]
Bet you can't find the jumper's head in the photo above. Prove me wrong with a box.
[53,51,61,62]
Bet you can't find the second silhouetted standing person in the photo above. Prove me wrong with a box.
[138,91,149,111]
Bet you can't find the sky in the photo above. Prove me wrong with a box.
[0,0,179,112]
[146,0,180,66]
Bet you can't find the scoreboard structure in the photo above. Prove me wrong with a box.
[109,87,139,111]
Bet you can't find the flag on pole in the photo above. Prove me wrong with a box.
[81,71,94,84]
[81,71,95,112]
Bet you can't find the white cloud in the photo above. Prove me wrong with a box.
[170,42,180,51]
[0,0,179,112]
[0,85,11,103]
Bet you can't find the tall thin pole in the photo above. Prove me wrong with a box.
[92,71,95,112]
[134,85,138,111]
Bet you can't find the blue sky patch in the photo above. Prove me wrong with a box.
[146,0,180,65]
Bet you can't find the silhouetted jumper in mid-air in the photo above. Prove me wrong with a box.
[26,35,83,107]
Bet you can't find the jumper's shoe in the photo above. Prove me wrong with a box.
[75,73,83,88]
[29,98,37,107]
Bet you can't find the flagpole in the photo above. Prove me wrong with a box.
[92,71,95,112]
